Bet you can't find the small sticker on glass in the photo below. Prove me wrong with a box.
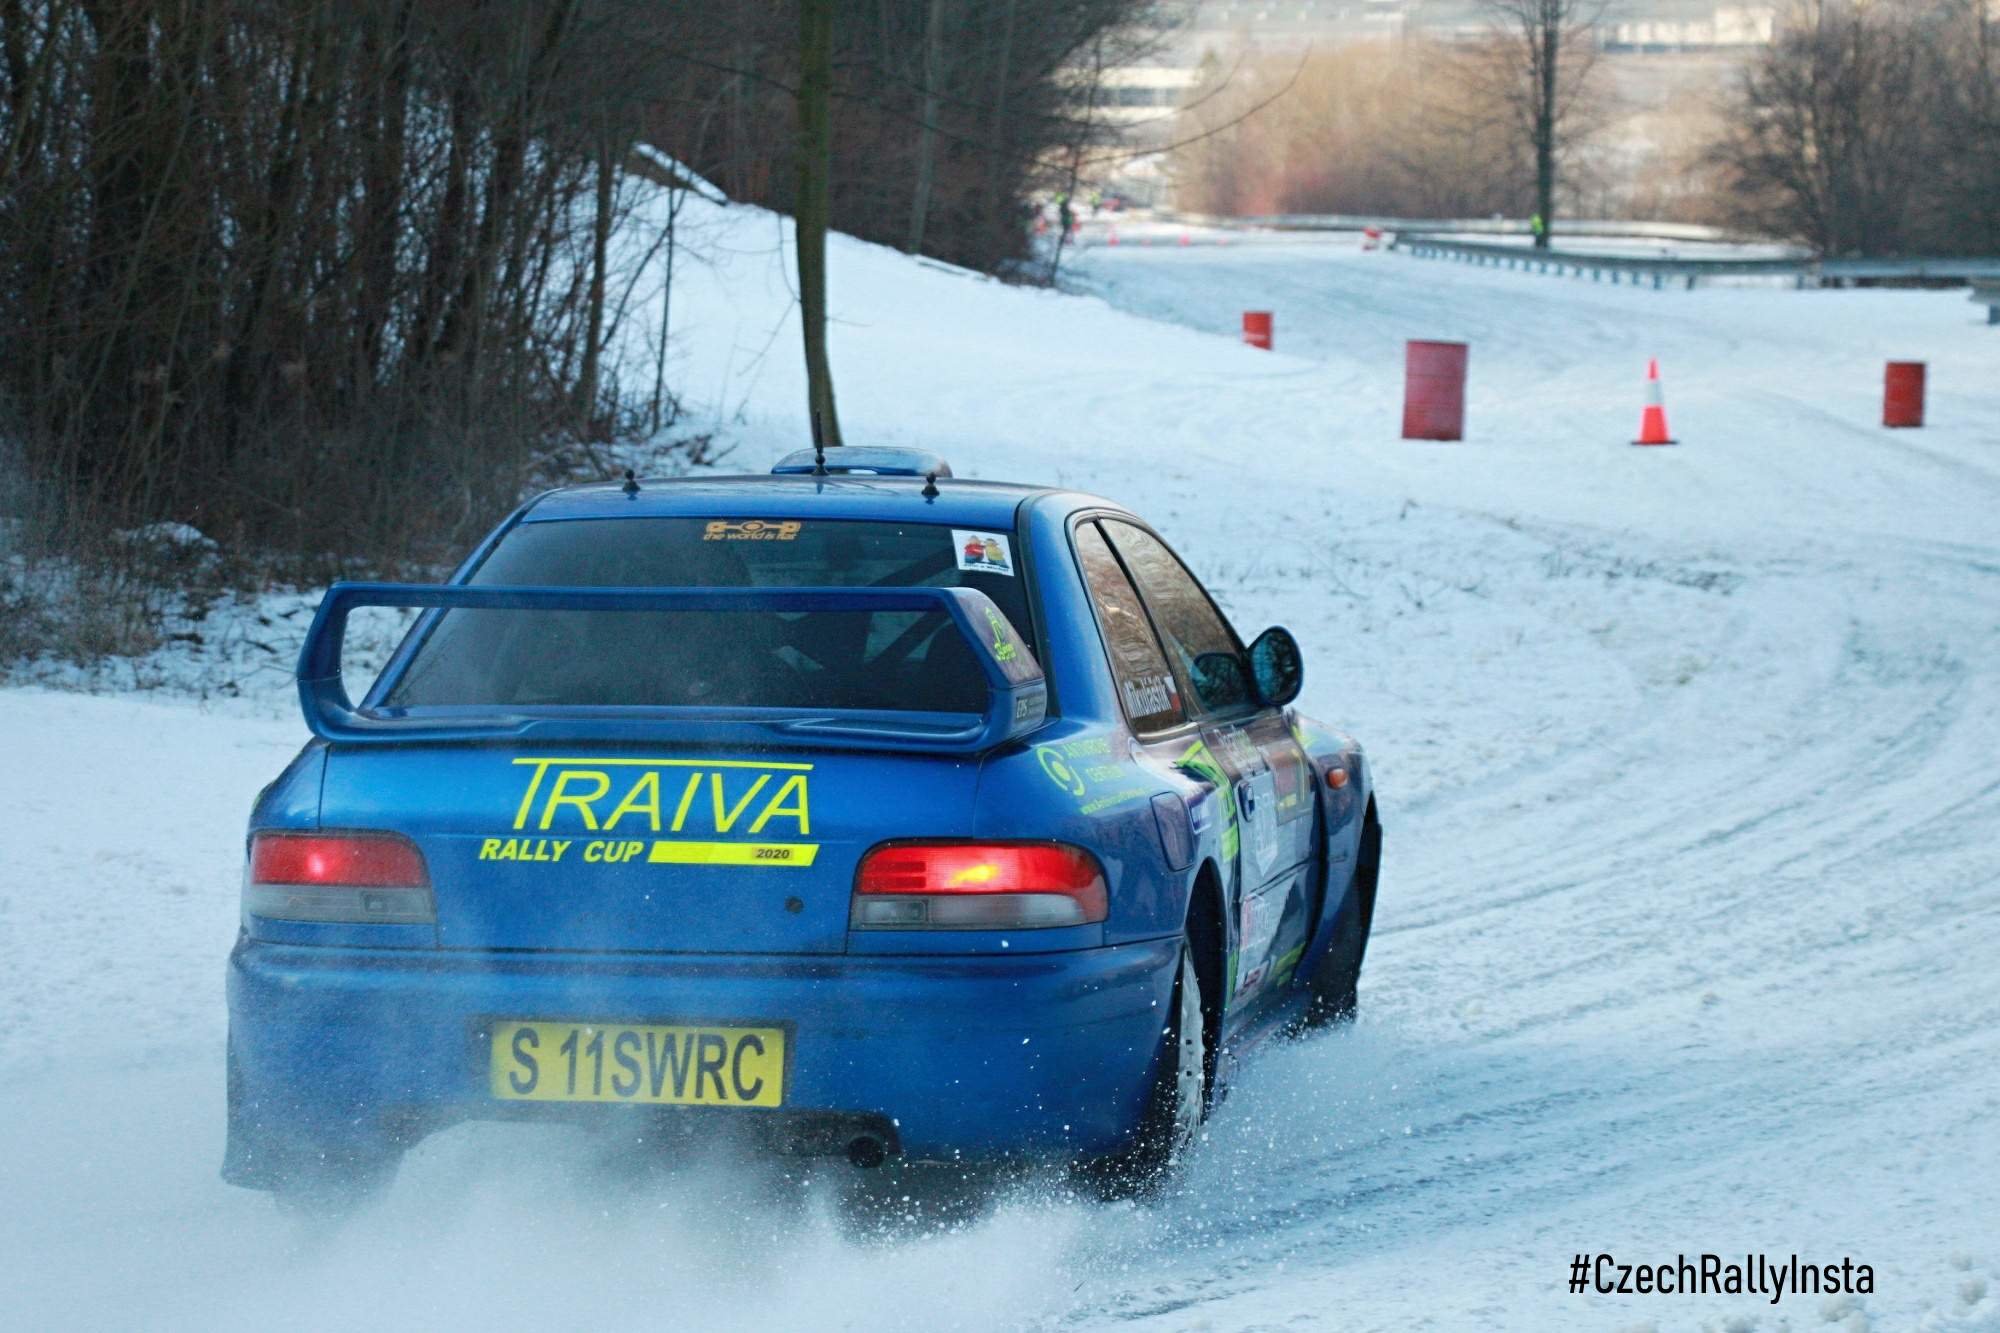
[953,529,1015,576]
[704,519,802,541]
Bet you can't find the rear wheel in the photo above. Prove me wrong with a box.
[1074,937,1208,1198]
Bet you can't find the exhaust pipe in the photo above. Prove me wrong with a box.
[845,1134,888,1169]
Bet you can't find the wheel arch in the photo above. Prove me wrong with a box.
[1184,859,1227,1097]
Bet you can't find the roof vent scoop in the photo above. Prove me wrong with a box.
[772,447,953,478]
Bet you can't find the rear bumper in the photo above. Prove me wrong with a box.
[224,934,1179,1184]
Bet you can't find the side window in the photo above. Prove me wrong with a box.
[1073,521,1185,732]
[1101,520,1254,716]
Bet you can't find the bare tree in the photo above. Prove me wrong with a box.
[905,0,945,254]
[796,0,842,447]
[1928,0,2000,253]
[1712,0,1937,256]
[1475,0,1606,246]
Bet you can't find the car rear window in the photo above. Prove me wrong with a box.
[382,518,1034,714]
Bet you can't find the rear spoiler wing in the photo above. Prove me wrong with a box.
[297,582,1048,754]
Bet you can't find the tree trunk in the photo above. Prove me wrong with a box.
[796,0,842,447]
[652,186,684,435]
[577,131,617,433]
[411,81,471,365]
[357,0,413,383]
[1044,37,1104,285]
[906,0,944,254]
[1,0,52,187]
[440,0,576,382]
[1535,9,1558,247]
[225,23,319,431]
[77,0,157,450]
[981,0,1018,255]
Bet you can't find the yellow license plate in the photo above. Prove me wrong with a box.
[489,1021,786,1107]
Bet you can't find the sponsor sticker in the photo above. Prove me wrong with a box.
[1177,740,1240,862]
[704,519,802,542]
[983,604,1019,662]
[953,529,1015,576]
[491,757,818,868]
[1037,745,1085,796]
[1033,736,1149,815]
[1121,673,1178,719]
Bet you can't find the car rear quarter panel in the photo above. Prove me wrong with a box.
[970,723,1197,946]
[251,742,327,833]
[981,494,1216,947]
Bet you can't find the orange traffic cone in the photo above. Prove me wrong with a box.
[1633,359,1676,446]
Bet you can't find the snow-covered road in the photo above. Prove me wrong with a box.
[3,215,1997,1330]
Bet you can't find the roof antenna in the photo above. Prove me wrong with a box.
[921,470,940,500]
[810,411,828,477]
[621,468,640,497]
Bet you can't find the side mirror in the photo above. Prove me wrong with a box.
[1248,626,1303,707]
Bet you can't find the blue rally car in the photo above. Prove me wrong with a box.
[227,446,1380,1201]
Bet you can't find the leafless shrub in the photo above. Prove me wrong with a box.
[0,1,682,575]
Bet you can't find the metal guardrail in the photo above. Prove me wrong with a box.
[1391,235,2000,292]
[1161,212,1768,244]
[1971,280,2000,324]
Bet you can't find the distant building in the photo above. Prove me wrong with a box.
[1151,0,1776,53]
[1095,64,1207,128]
[1600,0,1775,51]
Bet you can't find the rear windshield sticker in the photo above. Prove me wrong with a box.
[704,519,802,541]
[1121,673,1178,718]
[953,529,1015,576]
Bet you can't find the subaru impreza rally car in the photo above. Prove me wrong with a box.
[226,446,1380,1200]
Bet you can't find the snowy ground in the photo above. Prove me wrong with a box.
[4,196,1999,1331]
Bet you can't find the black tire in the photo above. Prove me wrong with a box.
[1075,937,1208,1198]
[1300,813,1381,1031]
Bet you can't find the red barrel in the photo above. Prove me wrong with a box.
[1242,311,1273,350]
[1403,340,1468,441]
[1883,361,1925,428]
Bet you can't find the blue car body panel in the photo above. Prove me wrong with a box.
[228,937,1180,1165]
[226,467,1376,1184]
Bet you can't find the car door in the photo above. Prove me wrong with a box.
[1098,519,1318,1006]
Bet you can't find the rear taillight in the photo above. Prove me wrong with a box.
[852,841,1107,930]
[245,832,434,925]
